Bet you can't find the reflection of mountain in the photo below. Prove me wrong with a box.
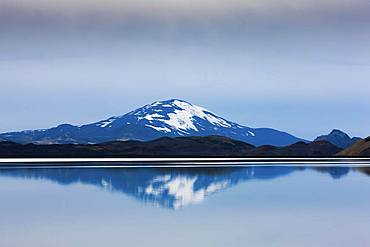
[312,167,351,179]
[0,166,351,209]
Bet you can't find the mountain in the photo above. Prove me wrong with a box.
[314,129,362,148]
[0,99,305,146]
[246,140,343,157]
[337,137,370,157]
[0,136,340,158]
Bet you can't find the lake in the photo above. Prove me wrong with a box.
[0,165,370,247]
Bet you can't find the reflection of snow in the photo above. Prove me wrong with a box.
[101,178,112,191]
[152,175,171,183]
[101,179,109,187]
[145,175,230,210]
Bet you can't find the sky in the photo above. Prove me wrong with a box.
[0,0,370,140]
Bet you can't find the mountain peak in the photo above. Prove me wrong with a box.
[126,99,232,134]
[329,129,349,136]
[160,98,190,104]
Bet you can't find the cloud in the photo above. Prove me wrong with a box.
[1,0,369,24]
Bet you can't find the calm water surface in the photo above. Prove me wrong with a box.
[0,165,370,247]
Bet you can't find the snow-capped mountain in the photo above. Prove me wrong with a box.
[0,99,305,146]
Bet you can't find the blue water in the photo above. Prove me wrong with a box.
[0,166,370,247]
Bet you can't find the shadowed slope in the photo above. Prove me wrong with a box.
[338,137,370,157]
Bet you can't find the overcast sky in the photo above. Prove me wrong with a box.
[1,0,370,140]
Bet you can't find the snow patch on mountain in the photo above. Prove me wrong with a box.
[143,113,163,121]
[145,124,171,133]
[170,100,231,129]
[97,118,117,128]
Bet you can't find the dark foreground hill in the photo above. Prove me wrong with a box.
[247,141,343,157]
[0,135,348,158]
[337,137,370,156]
[0,136,254,158]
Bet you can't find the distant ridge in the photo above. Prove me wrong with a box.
[0,99,305,147]
[315,129,361,148]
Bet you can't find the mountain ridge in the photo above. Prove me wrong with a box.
[315,129,362,148]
